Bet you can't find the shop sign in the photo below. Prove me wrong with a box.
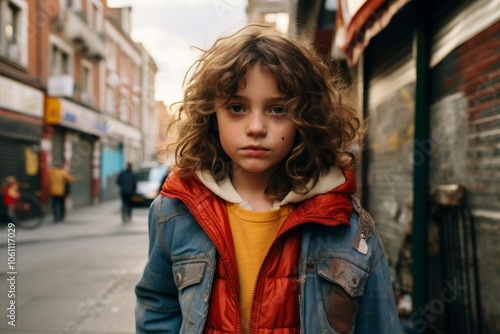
[45,98,142,142]
[47,75,74,97]
[0,75,44,117]
[104,115,142,141]
[45,97,102,136]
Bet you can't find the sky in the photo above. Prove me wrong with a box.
[106,0,249,106]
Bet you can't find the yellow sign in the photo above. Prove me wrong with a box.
[45,97,61,124]
[25,147,39,176]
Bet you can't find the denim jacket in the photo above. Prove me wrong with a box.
[135,171,400,333]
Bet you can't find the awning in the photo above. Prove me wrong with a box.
[335,0,411,66]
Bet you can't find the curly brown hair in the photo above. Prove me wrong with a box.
[164,23,362,200]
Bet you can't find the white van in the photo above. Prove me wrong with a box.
[132,162,169,206]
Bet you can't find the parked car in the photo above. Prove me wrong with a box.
[131,162,169,207]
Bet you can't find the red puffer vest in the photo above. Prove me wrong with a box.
[162,169,356,333]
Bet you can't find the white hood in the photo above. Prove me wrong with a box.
[195,167,346,211]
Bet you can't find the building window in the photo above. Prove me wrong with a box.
[67,0,82,11]
[92,4,102,31]
[132,99,140,127]
[105,40,116,71]
[82,66,90,92]
[5,3,19,43]
[119,92,129,121]
[92,3,98,28]
[87,0,102,31]
[263,13,289,33]
[50,44,71,75]
[133,64,141,89]
[106,84,114,114]
[81,62,94,105]
[1,1,23,63]
[59,0,66,15]
[0,0,28,65]
[120,53,128,82]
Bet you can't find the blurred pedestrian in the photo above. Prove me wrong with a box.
[116,162,137,223]
[49,161,73,223]
[2,176,20,220]
[135,24,399,333]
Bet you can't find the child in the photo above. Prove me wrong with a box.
[2,176,20,219]
[135,24,399,333]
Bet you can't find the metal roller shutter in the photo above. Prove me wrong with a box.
[0,138,40,193]
[0,138,24,181]
[51,128,64,164]
[429,4,500,331]
[70,134,94,207]
[363,5,416,271]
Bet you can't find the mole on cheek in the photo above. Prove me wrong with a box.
[282,137,285,140]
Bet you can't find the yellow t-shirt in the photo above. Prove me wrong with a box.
[226,202,294,333]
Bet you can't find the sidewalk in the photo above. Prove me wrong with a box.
[0,199,148,247]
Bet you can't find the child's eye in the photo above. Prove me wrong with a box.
[269,106,286,115]
[228,104,244,113]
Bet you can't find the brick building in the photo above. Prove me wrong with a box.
[0,0,158,207]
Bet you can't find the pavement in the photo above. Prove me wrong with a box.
[0,199,149,247]
[0,199,150,334]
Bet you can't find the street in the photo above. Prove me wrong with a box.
[0,201,150,334]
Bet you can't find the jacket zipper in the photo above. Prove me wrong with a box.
[248,211,348,334]
[248,214,312,334]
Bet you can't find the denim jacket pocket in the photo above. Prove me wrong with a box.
[172,260,207,290]
[317,258,368,334]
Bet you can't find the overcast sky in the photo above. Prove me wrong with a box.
[106,0,248,106]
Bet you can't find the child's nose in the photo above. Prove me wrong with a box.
[246,112,267,137]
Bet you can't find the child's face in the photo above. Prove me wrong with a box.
[215,64,296,177]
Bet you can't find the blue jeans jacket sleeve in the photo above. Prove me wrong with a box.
[135,197,182,333]
[355,249,400,333]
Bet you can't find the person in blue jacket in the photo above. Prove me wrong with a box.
[116,162,137,223]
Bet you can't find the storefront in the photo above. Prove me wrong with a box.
[45,97,103,207]
[99,116,142,201]
[334,0,500,331]
[0,75,44,199]
[45,96,143,204]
